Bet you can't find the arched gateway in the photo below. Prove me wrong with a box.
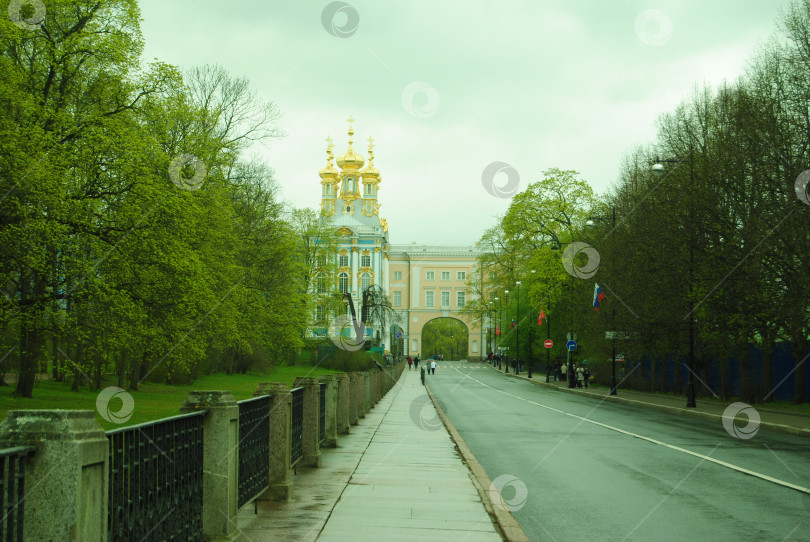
[388,245,482,360]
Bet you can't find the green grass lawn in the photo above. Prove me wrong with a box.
[0,365,339,430]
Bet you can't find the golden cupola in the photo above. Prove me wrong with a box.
[319,137,338,180]
[336,117,365,171]
[360,136,380,180]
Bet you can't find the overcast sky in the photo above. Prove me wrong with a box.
[140,0,794,246]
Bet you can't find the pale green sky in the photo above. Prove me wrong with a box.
[139,0,794,245]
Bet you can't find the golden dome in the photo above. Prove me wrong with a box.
[336,116,365,170]
[319,136,338,179]
[360,136,380,179]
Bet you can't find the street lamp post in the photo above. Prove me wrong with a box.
[528,269,536,379]
[585,206,618,395]
[545,291,551,383]
[653,152,697,408]
[504,289,509,372]
[515,280,521,375]
[495,296,501,369]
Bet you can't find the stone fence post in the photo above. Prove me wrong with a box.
[292,377,321,467]
[180,391,241,542]
[253,382,292,501]
[349,372,363,422]
[319,375,339,447]
[335,373,351,434]
[363,371,371,413]
[0,410,108,542]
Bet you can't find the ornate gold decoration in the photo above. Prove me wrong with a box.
[337,116,365,171]
[380,218,388,232]
[337,227,352,236]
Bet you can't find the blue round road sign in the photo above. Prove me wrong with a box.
[566,340,577,351]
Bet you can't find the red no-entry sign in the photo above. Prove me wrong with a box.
[544,339,553,349]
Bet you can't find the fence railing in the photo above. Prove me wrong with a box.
[106,410,206,542]
[0,445,35,542]
[0,362,406,541]
[319,382,326,445]
[237,395,270,508]
[290,387,304,466]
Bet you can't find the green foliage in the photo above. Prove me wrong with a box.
[0,1,311,397]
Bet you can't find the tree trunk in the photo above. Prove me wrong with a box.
[16,272,45,398]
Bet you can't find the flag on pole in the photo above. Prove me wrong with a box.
[593,283,606,311]
[511,319,516,329]
[496,326,500,336]
[538,309,546,325]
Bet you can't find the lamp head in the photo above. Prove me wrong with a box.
[585,219,595,227]
[652,163,665,175]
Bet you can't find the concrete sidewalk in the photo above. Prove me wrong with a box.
[484,363,810,438]
[238,369,514,541]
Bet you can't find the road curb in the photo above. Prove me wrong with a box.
[485,364,810,439]
[424,381,530,542]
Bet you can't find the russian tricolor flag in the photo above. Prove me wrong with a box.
[593,283,606,311]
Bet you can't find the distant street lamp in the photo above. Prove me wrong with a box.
[515,280,521,375]
[527,269,536,379]
[585,206,618,396]
[495,296,501,369]
[503,289,509,372]
[653,152,697,408]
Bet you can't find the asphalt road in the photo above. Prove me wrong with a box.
[426,363,810,542]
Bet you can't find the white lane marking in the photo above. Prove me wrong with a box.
[452,368,810,496]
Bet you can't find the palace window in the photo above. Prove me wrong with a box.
[361,253,371,267]
[361,272,371,292]
[393,271,402,280]
[426,271,435,280]
[457,271,466,281]
[441,291,450,308]
[457,291,466,308]
[316,274,327,294]
[316,304,326,322]
[338,272,349,294]
[339,254,349,267]
[425,291,434,308]
[441,271,450,281]
[393,291,402,307]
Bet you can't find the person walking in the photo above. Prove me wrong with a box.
[583,366,590,388]
[408,357,413,371]
[430,359,436,374]
[414,356,419,370]
[576,365,584,388]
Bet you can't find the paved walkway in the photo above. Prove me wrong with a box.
[482,362,810,437]
[238,369,506,541]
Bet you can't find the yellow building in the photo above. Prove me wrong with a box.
[388,245,484,360]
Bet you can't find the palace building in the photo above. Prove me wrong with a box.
[312,118,483,359]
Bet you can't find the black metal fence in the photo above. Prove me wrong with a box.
[290,387,304,465]
[0,445,35,542]
[237,396,270,508]
[319,383,326,444]
[106,411,206,542]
